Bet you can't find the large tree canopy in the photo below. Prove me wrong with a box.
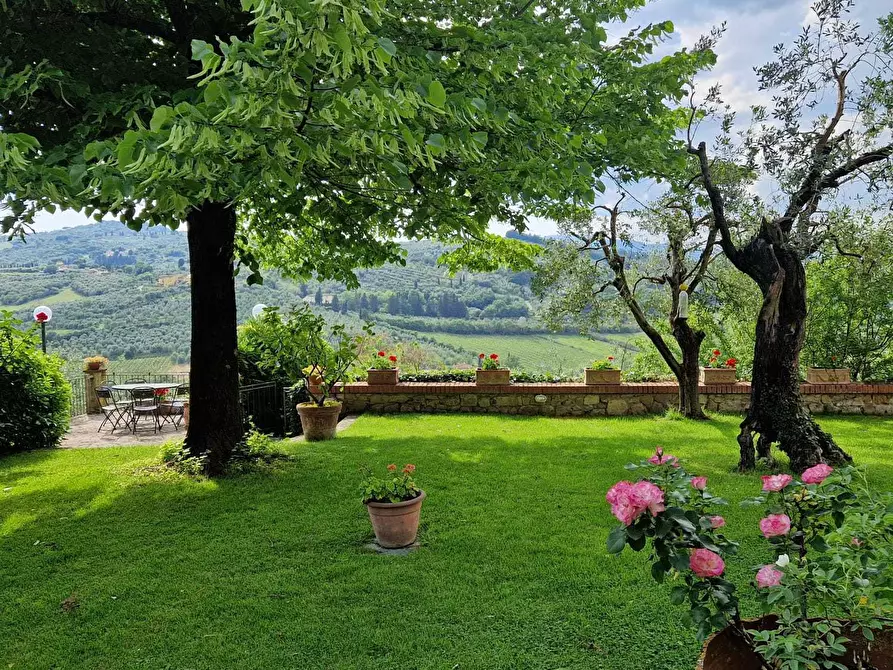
[2,0,713,472]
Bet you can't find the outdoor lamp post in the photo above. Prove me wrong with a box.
[251,303,268,319]
[33,305,52,353]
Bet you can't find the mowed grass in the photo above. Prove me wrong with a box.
[426,332,637,373]
[1,414,891,669]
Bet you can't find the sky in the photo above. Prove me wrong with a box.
[27,0,890,236]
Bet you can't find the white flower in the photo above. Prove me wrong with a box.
[776,554,790,567]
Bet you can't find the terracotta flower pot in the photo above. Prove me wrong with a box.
[367,368,399,385]
[475,368,511,385]
[296,401,342,441]
[700,367,737,385]
[697,617,892,670]
[585,368,621,385]
[86,362,102,371]
[366,490,426,548]
[806,367,851,384]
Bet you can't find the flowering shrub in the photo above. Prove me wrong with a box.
[607,451,893,669]
[479,353,502,370]
[369,351,398,370]
[359,463,421,504]
[589,356,616,370]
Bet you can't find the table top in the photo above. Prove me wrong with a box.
[110,382,182,392]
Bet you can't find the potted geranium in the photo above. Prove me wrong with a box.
[360,463,425,548]
[250,306,369,441]
[585,356,621,385]
[806,355,852,384]
[83,355,109,371]
[700,350,738,385]
[606,450,892,670]
[367,351,399,385]
[475,353,510,385]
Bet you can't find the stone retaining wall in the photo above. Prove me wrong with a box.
[335,382,893,417]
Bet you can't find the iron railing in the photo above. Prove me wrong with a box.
[67,376,88,418]
[106,372,191,386]
[240,381,284,435]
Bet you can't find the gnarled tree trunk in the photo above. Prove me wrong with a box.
[734,236,851,472]
[185,200,243,475]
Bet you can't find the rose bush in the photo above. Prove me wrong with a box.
[606,450,892,669]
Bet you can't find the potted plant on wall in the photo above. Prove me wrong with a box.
[475,353,511,385]
[367,351,399,385]
[585,356,621,385]
[360,463,425,548]
[606,450,892,670]
[806,355,852,384]
[700,350,738,385]
[83,355,109,371]
[250,306,370,441]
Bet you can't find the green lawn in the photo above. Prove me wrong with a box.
[0,286,84,311]
[1,414,891,669]
[426,332,637,373]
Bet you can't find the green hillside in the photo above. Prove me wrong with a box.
[426,333,636,373]
[0,221,640,373]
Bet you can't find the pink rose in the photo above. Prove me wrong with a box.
[755,564,784,588]
[759,514,791,538]
[606,480,665,526]
[709,516,725,529]
[801,464,833,485]
[648,447,679,468]
[690,548,725,578]
[691,476,707,491]
[761,474,793,492]
[632,481,666,517]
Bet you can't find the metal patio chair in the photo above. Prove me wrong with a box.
[95,386,130,432]
[129,386,161,434]
[158,383,189,429]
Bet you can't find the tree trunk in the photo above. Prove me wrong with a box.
[673,319,708,420]
[185,200,242,475]
[735,236,851,472]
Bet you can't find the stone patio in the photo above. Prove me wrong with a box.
[62,414,183,448]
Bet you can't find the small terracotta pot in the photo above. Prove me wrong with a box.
[475,368,511,385]
[697,617,892,670]
[366,490,426,548]
[86,362,102,371]
[806,367,851,384]
[585,368,621,385]
[296,402,342,441]
[700,367,737,385]
[367,368,399,385]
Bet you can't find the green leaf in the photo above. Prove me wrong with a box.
[150,106,173,132]
[606,527,626,554]
[333,26,351,52]
[669,585,688,605]
[377,37,397,57]
[470,98,488,112]
[428,81,447,107]
[425,133,445,150]
[471,131,488,147]
[203,81,223,105]
[116,130,139,168]
[190,40,214,63]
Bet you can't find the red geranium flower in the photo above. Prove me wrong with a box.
[607,356,614,361]
[490,353,499,360]
[402,464,416,474]
[726,358,737,368]
[388,355,397,363]
[378,351,385,357]
[479,353,485,359]
[35,311,49,323]
[712,349,721,356]
[387,464,397,472]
